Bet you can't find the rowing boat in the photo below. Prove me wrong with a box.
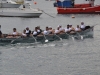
[0,26,94,44]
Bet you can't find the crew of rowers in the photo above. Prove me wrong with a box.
[0,22,89,38]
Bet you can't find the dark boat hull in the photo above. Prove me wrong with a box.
[0,26,94,44]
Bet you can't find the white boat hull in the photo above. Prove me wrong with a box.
[0,3,21,8]
[0,8,42,17]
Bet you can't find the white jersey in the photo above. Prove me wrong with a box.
[43,30,49,35]
[75,28,80,31]
[69,27,72,31]
[80,24,85,29]
[59,27,64,31]
[37,29,40,33]
[13,32,17,35]
[54,30,59,34]
[33,31,37,35]
[22,33,26,36]
[65,28,70,32]
[26,30,29,34]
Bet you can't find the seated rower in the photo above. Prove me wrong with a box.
[32,27,38,37]
[6,28,20,38]
[75,25,81,32]
[80,22,86,30]
[54,27,60,34]
[43,26,50,35]
[69,24,75,31]
[37,26,43,35]
[21,29,27,37]
[58,25,65,33]
[25,27,31,37]
[64,24,70,33]
[48,26,54,34]
[69,25,75,34]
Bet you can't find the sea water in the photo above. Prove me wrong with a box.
[0,0,100,75]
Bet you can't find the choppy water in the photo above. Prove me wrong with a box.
[0,0,100,75]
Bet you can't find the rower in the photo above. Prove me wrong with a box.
[21,29,27,37]
[37,26,42,35]
[43,26,50,35]
[48,26,54,34]
[12,28,19,35]
[6,28,19,38]
[25,27,31,37]
[80,22,86,30]
[54,27,60,34]
[0,25,2,38]
[32,27,38,37]
[69,24,75,31]
[75,25,81,32]
[64,24,70,33]
[58,25,65,33]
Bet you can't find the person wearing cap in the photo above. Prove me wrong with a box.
[25,27,31,37]
[80,22,86,30]
[0,25,2,38]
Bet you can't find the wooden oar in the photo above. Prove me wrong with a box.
[43,35,49,43]
[10,36,21,44]
[65,32,75,41]
[54,34,62,41]
[32,36,37,43]
[75,32,84,40]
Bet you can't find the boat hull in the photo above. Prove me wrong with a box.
[0,8,42,17]
[74,3,91,8]
[0,3,21,8]
[57,5,100,14]
[0,26,94,44]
